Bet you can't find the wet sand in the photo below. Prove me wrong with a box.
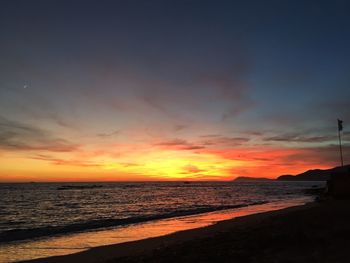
[22,199,350,263]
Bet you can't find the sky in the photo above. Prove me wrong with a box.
[0,0,350,182]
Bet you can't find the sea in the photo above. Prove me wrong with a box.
[0,181,324,262]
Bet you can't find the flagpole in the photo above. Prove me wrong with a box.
[338,121,344,167]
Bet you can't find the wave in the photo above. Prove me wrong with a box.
[0,201,267,244]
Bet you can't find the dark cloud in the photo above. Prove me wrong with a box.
[199,134,221,138]
[242,131,263,136]
[173,124,188,132]
[0,116,79,152]
[155,136,250,151]
[264,132,337,143]
[155,138,205,151]
[97,130,120,138]
[279,144,350,165]
[200,136,250,147]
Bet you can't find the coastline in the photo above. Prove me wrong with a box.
[0,197,311,263]
[19,197,341,263]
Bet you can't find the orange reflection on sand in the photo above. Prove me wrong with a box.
[0,197,312,262]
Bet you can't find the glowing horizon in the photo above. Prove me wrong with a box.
[0,131,342,182]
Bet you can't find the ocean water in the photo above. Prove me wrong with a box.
[0,181,324,245]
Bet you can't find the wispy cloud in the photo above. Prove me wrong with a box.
[200,136,250,147]
[154,135,251,152]
[0,116,79,152]
[154,138,205,151]
[30,154,102,167]
[200,70,254,121]
[97,130,120,138]
[119,162,141,167]
[3,87,78,129]
[264,133,336,143]
[278,144,350,165]
[173,124,188,132]
[199,134,221,138]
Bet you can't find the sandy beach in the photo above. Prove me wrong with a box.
[20,198,350,263]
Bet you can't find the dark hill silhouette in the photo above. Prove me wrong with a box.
[277,164,350,181]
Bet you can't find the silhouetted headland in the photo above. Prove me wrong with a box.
[233,165,350,182]
[277,164,350,181]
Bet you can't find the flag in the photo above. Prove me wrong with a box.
[338,119,343,131]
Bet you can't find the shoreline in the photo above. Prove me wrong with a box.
[0,201,268,244]
[19,198,325,263]
[0,197,312,263]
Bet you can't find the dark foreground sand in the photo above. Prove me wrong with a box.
[23,199,350,263]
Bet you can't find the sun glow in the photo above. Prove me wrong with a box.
[101,150,246,180]
[0,142,334,182]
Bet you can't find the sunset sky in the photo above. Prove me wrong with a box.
[0,0,349,182]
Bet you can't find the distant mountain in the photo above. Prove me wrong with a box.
[277,165,350,181]
[233,176,273,182]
